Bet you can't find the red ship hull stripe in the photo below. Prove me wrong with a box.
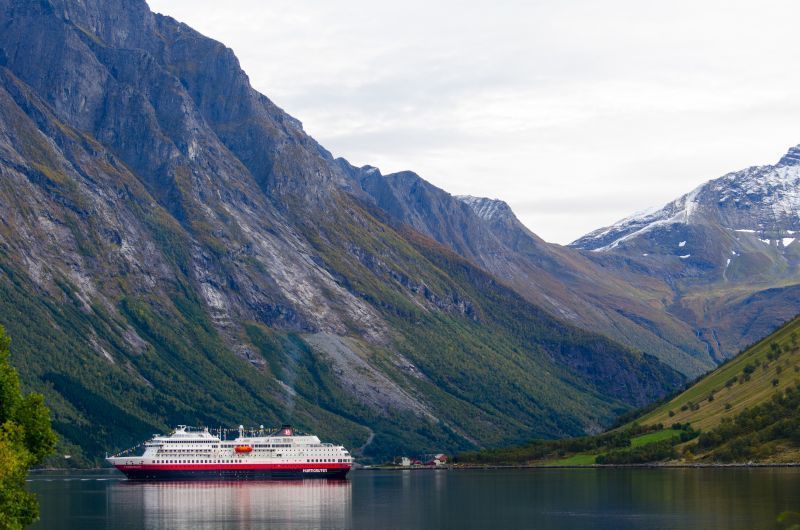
[115,464,352,471]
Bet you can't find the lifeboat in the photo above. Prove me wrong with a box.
[234,445,253,453]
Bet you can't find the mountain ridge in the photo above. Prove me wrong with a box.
[0,0,683,464]
[345,162,724,375]
[572,146,800,251]
[569,144,800,361]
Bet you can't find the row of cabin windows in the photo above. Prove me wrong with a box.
[153,459,243,464]
[158,446,340,455]
[161,441,217,444]
[225,444,290,448]
[160,441,334,447]
[153,455,350,464]
[159,443,314,449]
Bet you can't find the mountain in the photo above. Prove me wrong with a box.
[573,149,800,255]
[572,148,800,363]
[341,162,715,376]
[0,0,683,464]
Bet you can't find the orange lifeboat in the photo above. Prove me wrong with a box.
[234,445,253,453]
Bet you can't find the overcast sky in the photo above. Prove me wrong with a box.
[148,0,800,244]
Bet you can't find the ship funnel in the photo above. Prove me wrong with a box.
[279,424,294,436]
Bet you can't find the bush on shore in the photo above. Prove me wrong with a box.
[0,326,57,529]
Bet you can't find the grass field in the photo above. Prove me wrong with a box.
[638,316,800,432]
[629,429,681,447]
[543,429,683,465]
[549,453,598,466]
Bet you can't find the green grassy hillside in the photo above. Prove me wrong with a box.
[638,315,800,432]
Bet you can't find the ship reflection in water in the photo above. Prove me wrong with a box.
[109,479,352,529]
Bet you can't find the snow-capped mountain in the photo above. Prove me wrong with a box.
[571,145,800,363]
[573,146,800,253]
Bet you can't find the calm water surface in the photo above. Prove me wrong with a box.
[28,467,800,529]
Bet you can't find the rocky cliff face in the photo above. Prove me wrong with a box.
[341,162,714,376]
[0,0,683,463]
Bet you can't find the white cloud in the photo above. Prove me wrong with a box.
[148,0,800,243]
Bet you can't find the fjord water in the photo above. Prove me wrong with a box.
[29,468,798,529]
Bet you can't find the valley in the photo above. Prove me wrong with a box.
[461,315,800,466]
[0,0,799,467]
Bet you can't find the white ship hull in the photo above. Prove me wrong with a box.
[107,425,353,481]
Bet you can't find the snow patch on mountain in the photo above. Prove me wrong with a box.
[573,184,703,251]
[711,163,800,220]
[778,144,800,166]
[457,195,512,222]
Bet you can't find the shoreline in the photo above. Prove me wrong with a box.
[30,462,800,473]
[359,462,800,470]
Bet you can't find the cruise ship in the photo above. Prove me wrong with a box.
[107,425,353,480]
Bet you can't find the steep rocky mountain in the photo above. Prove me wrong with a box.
[341,162,715,376]
[0,0,683,464]
[572,148,800,361]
